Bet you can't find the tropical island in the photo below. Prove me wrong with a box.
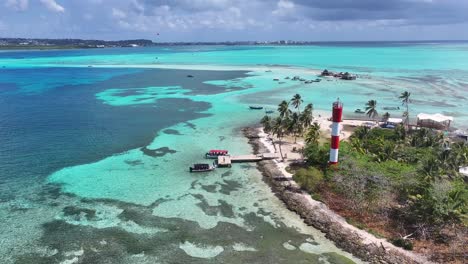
[254,92,467,263]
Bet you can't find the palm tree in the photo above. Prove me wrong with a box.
[305,122,321,145]
[365,100,378,120]
[260,115,272,134]
[301,103,314,130]
[288,112,302,143]
[382,112,390,122]
[399,91,411,130]
[277,100,291,119]
[272,117,285,160]
[291,94,303,114]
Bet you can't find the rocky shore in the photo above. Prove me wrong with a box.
[243,127,433,264]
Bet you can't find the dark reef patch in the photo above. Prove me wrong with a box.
[62,206,97,221]
[140,146,177,158]
[218,180,242,195]
[192,194,235,218]
[200,184,218,193]
[221,171,232,178]
[124,159,143,166]
[184,121,197,130]
[31,192,333,264]
[163,129,182,135]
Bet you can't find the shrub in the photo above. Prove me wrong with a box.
[303,144,329,168]
[293,167,324,193]
[390,238,413,250]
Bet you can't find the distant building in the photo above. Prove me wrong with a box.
[416,113,453,130]
[321,69,332,76]
[341,72,357,80]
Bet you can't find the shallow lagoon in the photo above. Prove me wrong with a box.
[1,43,468,263]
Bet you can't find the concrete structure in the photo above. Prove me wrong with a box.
[217,153,279,167]
[417,113,453,130]
[329,99,343,165]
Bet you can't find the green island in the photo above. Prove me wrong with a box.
[259,92,467,263]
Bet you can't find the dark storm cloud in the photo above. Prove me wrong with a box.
[293,0,468,25]
[134,0,233,14]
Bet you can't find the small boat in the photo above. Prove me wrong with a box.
[314,78,322,82]
[355,108,365,114]
[189,163,215,173]
[249,106,263,110]
[273,78,279,81]
[305,80,313,84]
[265,110,274,114]
[187,75,194,78]
[382,106,400,110]
[205,150,229,159]
[285,77,290,79]
[278,82,285,84]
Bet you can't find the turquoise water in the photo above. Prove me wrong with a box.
[1,43,468,263]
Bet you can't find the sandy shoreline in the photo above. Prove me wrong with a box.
[244,126,433,264]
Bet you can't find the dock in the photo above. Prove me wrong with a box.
[217,153,279,167]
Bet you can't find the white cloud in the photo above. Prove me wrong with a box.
[112,8,127,19]
[5,0,28,11]
[40,0,65,13]
[131,0,145,13]
[272,0,296,17]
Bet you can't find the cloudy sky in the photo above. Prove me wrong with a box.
[1,0,468,41]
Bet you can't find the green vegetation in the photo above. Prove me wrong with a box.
[399,91,411,129]
[260,92,467,261]
[391,238,414,250]
[293,167,324,193]
[365,99,378,119]
[261,94,315,160]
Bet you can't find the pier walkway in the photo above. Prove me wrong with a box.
[217,153,279,167]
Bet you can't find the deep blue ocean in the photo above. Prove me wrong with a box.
[0,67,246,184]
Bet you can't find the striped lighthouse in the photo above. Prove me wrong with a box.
[329,99,343,165]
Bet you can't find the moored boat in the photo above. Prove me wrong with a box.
[355,108,365,114]
[382,106,400,110]
[189,163,215,172]
[249,106,263,110]
[205,149,229,159]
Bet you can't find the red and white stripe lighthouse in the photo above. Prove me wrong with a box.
[329,99,343,165]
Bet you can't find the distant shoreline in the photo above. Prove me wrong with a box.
[2,39,468,51]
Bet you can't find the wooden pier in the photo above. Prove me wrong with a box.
[217,153,279,167]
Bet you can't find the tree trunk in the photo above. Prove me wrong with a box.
[406,104,410,131]
[278,137,284,161]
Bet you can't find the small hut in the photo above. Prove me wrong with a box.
[416,113,453,130]
[321,69,331,76]
[341,72,356,80]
